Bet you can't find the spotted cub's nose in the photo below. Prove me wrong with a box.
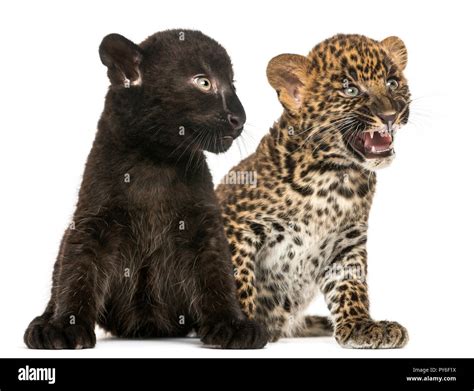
[377,110,397,126]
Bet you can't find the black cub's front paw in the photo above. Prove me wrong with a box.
[200,318,268,349]
[24,315,96,350]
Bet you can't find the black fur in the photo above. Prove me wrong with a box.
[24,29,268,349]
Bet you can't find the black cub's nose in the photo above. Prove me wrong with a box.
[377,110,397,125]
[227,113,245,131]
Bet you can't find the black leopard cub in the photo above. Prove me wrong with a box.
[24,29,268,349]
[217,34,410,348]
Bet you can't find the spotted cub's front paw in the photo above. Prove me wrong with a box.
[200,318,268,349]
[335,320,408,349]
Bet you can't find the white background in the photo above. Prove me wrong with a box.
[1,0,473,358]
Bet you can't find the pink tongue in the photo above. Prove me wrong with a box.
[364,132,392,152]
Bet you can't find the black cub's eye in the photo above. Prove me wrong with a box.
[386,78,399,90]
[343,85,360,97]
[193,76,212,91]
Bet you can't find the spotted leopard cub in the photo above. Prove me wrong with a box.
[216,34,410,348]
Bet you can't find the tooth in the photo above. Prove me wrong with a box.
[370,129,374,139]
[371,146,376,153]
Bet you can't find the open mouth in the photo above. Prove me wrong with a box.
[350,126,397,159]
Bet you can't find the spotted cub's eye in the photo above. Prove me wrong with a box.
[387,78,399,90]
[343,85,359,97]
[193,76,212,91]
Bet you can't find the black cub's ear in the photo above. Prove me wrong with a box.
[99,33,143,88]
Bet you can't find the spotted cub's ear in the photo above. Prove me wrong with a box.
[267,54,310,113]
[99,33,143,88]
[381,36,407,71]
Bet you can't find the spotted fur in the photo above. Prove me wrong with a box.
[216,34,411,348]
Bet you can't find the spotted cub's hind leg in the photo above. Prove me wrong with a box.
[296,315,334,337]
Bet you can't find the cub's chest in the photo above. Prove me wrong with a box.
[254,193,368,293]
[254,219,367,327]
[124,164,185,208]
[256,216,336,279]
[254,223,332,316]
